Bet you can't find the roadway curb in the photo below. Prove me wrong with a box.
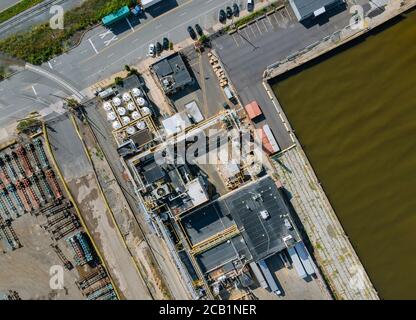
[42,121,122,300]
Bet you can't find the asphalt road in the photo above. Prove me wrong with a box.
[0,0,250,128]
[0,0,84,39]
[212,4,354,149]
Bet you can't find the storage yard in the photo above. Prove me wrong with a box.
[0,135,116,300]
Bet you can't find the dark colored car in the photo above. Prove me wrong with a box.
[163,37,169,50]
[195,24,203,36]
[187,26,197,40]
[233,3,239,16]
[155,42,162,54]
[247,0,254,12]
[219,9,226,23]
[226,6,233,19]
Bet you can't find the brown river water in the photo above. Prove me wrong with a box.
[272,10,416,299]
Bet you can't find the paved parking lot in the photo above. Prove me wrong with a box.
[170,47,231,119]
[252,253,331,300]
[212,4,353,150]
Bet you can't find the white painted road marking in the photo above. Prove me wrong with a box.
[104,35,118,46]
[99,29,113,39]
[48,61,53,70]
[88,38,99,54]
[126,17,134,32]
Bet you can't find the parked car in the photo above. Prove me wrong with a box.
[148,43,155,57]
[195,23,203,36]
[233,3,239,16]
[226,6,233,19]
[219,9,226,23]
[155,42,162,54]
[247,0,254,12]
[163,37,169,50]
[187,26,197,40]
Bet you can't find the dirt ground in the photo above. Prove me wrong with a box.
[78,120,169,300]
[0,213,83,300]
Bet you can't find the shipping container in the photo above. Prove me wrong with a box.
[102,6,130,27]
[249,262,268,289]
[287,247,308,279]
[244,101,262,120]
[258,260,282,295]
[295,242,316,276]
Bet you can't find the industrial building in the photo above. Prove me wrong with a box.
[289,0,345,21]
[151,52,194,95]
[179,175,302,287]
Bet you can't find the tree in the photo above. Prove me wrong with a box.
[128,67,139,76]
[66,98,79,109]
[124,64,131,72]
[114,76,123,86]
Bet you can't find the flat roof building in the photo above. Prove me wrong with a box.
[182,175,300,275]
[289,0,345,21]
[152,53,193,95]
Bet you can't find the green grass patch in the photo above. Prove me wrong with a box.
[0,0,131,65]
[0,0,44,25]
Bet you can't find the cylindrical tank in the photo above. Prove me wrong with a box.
[136,121,146,130]
[122,93,131,102]
[103,102,112,111]
[117,107,126,116]
[127,102,136,111]
[112,97,121,106]
[132,111,141,120]
[112,121,121,130]
[132,88,143,97]
[141,106,151,115]
[126,126,136,135]
[136,97,148,107]
[107,111,117,121]
[122,116,131,125]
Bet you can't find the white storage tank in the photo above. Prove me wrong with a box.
[132,111,141,120]
[107,111,117,121]
[122,116,131,125]
[136,121,146,130]
[112,121,121,130]
[141,106,151,115]
[112,97,121,106]
[132,87,143,97]
[127,102,136,111]
[136,97,148,107]
[103,101,112,111]
[122,92,131,102]
[126,126,136,135]
[117,107,126,116]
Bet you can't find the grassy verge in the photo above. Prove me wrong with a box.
[0,0,44,24]
[0,66,5,80]
[0,0,130,65]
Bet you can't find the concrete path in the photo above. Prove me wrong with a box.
[273,146,378,299]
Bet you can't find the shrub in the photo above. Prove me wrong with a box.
[114,76,123,86]
[0,0,130,65]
